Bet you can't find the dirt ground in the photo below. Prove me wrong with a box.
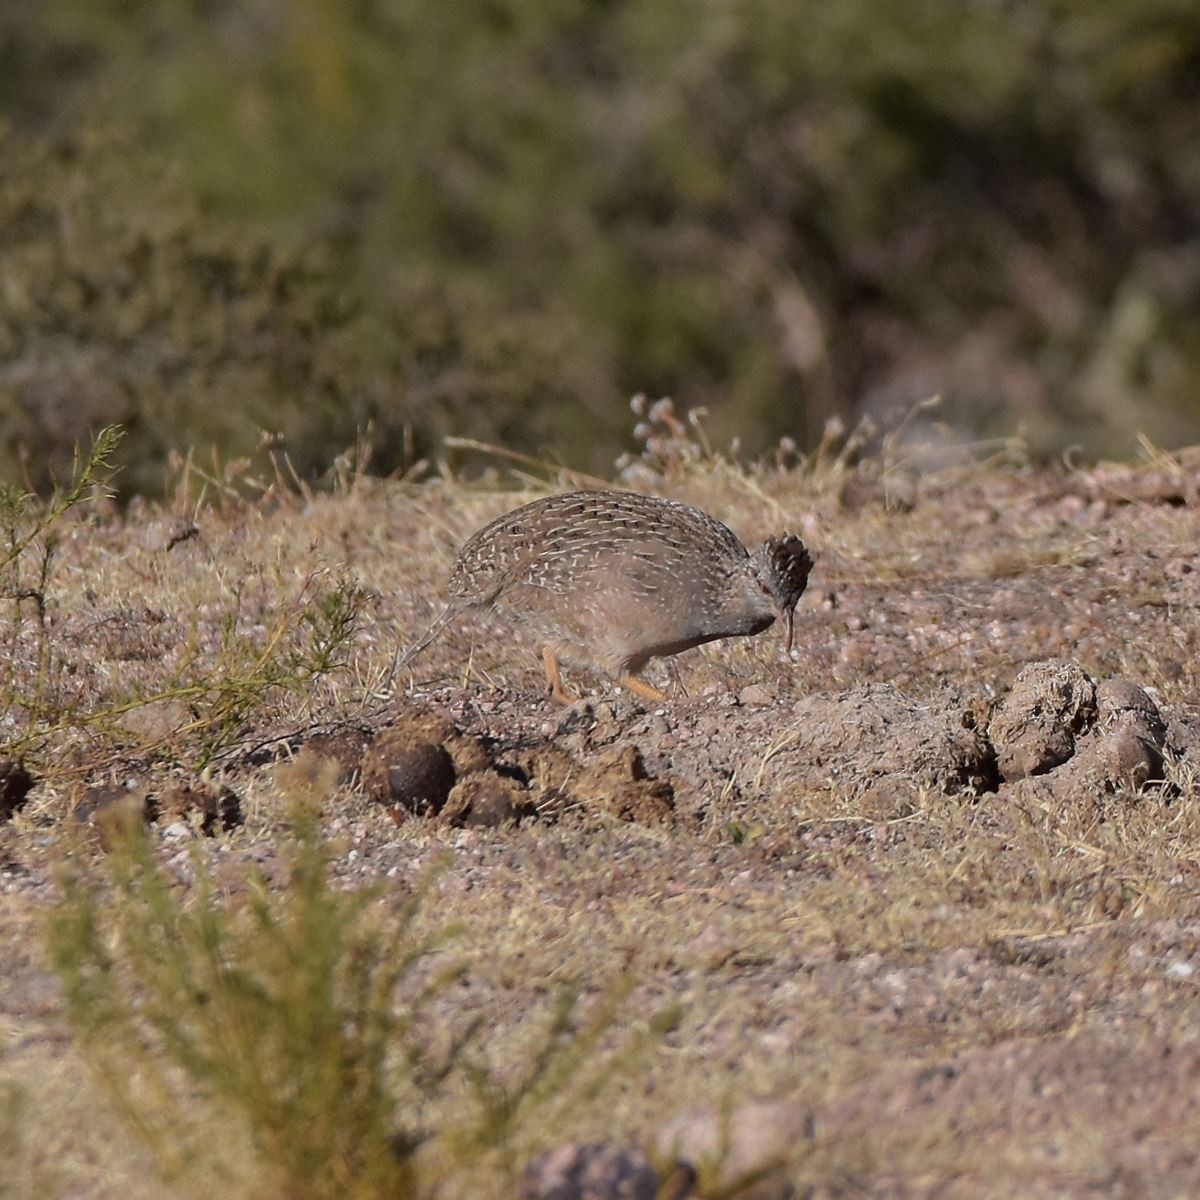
[4,441,1200,1198]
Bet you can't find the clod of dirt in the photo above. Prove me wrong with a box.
[1083,730,1160,791]
[521,744,675,825]
[587,746,675,823]
[71,785,154,850]
[445,733,492,775]
[1166,714,1200,768]
[763,684,996,796]
[388,707,456,745]
[989,660,1097,780]
[0,759,34,821]
[1008,674,1169,806]
[441,770,536,828]
[301,729,372,786]
[1087,679,1168,789]
[362,730,457,817]
[653,1099,813,1200]
[1098,679,1167,742]
[519,745,582,820]
[518,1141,663,1200]
[156,781,242,834]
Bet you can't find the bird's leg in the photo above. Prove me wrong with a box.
[618,674,668,703]
[541,647,578,705]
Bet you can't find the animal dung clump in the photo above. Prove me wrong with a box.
[442,770,535,828]
[0,759,34,821]
[363,730,457,818]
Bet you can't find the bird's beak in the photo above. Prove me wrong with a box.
[778,606,794,656]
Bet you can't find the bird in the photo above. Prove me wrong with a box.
[395,489,813,704]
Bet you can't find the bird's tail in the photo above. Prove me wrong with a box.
[388,602,464,685]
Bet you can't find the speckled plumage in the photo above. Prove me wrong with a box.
[398,489,812,702]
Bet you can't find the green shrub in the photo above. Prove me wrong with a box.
[0,126,616,496]
[46,811,678,1198]
[4,0,1199,475]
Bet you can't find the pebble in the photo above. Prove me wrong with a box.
[738,684,775,707]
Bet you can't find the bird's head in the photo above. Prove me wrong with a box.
[749,535,813,654]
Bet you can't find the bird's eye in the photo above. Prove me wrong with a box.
[758,581,773,597]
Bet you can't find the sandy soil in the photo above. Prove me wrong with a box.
[3,445,1200,1197]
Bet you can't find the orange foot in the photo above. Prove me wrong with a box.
[541,647,578,705]
[618,674,668,703]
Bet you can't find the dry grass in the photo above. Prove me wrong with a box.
[3,427,1200,1197]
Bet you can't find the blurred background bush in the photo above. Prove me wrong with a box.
[2,0,1198,492]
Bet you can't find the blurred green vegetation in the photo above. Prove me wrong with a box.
[2,0,1199,490]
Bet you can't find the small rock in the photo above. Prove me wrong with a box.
[519,1141,662,1200]
[738,684,776,708]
